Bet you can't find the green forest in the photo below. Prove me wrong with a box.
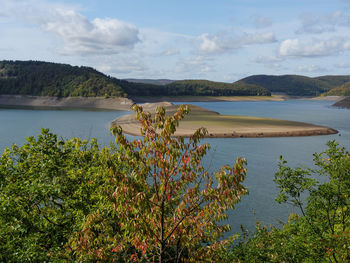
[0,60,270,98]
[0,60,125,97]
[239,74,350,96]
[2,60,350,98]
[0,105,349,262]
[325,82,350,96]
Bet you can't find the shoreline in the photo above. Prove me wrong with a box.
[332,97,350,109]
[0,95,344,110]
[112,103,338,138]
[131,95,344,103]
[0,95,133,110]
[131,95,287,102]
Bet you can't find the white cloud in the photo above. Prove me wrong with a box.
[279,38,350,57]
[95,57,146,75]
[198,34,224,54]
[297,11,350,34]
[175,56,215,75]
[241,32,276,45]
[252,15,272,28]
[252,55,283,64]
[198,31,276,55]
[42,10,140,55]
[334,62,350,68]
[296,65,326,73]
[159,48,180,56]
[1,0,140,56]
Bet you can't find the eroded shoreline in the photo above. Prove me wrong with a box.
[0,95,133,110]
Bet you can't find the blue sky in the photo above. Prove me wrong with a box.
[1,0,350,81]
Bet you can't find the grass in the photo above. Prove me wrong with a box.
[181,114,312,129]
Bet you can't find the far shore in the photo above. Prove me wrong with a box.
[0,95,133,110]
[111,103,338,138]
[131,95,344,103]
[0,95,344,111]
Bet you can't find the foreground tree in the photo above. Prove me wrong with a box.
[70,104,248,262]
[0,129,118,262]
[226,141,350,262]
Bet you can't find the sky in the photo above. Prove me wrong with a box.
[1,0,350,82]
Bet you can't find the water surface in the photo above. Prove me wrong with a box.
[1,100,349,234]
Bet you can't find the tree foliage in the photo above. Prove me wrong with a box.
[0,129,118,262]
[239,74,342,96]
[325,81,350,96]
[68,104,248,262]
[226,141,350,262]
[159,80,270,96]
[0,60,125,97]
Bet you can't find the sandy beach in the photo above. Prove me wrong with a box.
[111,103,338,138]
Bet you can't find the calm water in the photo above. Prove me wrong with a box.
[1,100,349,234]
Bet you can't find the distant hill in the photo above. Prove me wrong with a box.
[165,80,270,96]
[314,75,350,87]
[237,74,350,96]
[324,81,350,96]
[124,79,176,85]
[0,60,125,97]
[3,60,348,98]
[0,61,270,98]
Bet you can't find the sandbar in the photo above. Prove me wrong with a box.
[111,103,338,138]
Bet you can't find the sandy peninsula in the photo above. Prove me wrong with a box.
[0,95,133,110]
[111,102,338,138]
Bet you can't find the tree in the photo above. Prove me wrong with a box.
[225,141,350,262]
[274,141,350,262]
[70,104,248,262]
[0,129,117,262]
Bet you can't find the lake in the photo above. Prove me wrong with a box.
[1,100,349,234]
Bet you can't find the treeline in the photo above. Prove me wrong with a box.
[165,80,270,96]
[239,74,350,96]
[0,106,349,262]
[123,79,271,97]
[2,60,350,98]
[0,60,270,97]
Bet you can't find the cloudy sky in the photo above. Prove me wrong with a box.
[1,0,350,81]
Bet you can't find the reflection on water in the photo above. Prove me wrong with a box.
[1,100,349,234]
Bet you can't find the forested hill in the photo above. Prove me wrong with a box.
[324,81,350,96]
[164,80,270,96]
[0,60,126,97]
[0,60,270,97]
[238,74,350,96]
